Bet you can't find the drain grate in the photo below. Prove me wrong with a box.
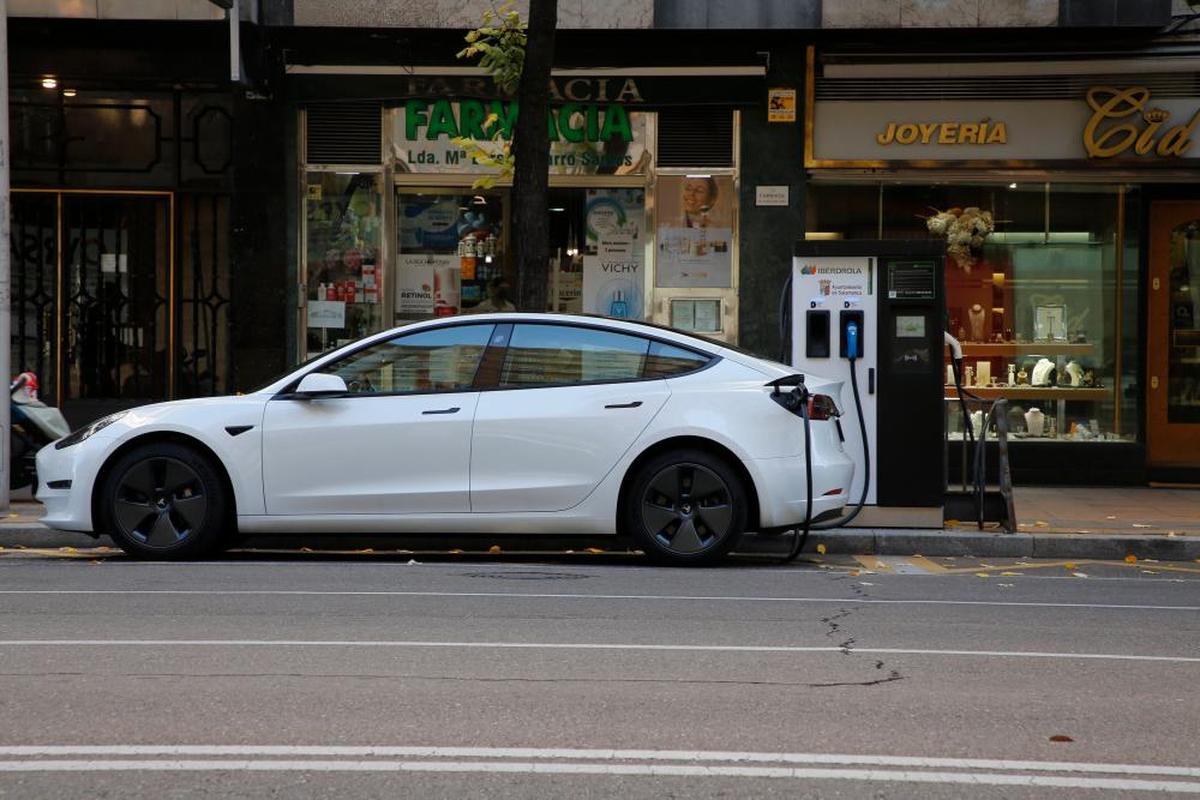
[460,571,590,581]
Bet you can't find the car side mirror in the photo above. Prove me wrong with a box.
[294,372,348,398]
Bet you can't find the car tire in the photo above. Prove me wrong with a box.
[625,448,747,566]
[99,442,229,560]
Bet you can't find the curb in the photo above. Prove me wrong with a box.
[1,524,1199,561]
[808,528,1200,561]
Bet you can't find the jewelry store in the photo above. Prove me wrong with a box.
[293,64,763,361]
[803,47,1200,483]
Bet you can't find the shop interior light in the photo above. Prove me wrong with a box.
[472,195,487,205]
[804,231,845,240]
[685,173,711,179]
[62,89,77,97]
[42,77,58,89]
[1008,182,1019,189]
[549,207,565,212]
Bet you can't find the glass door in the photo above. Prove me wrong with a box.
[1147,201,1200,466]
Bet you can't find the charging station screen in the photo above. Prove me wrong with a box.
[896,315,926,338]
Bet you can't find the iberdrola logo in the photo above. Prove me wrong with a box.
[801,264,818,275]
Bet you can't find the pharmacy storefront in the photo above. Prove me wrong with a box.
[804,48,1200,481]
[297,68,753,360]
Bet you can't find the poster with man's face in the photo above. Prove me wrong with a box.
[655,175,734,288]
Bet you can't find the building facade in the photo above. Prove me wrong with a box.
[8,0,1196,482]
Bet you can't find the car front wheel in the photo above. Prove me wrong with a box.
[625,449,747,566]
[99,442,229,559]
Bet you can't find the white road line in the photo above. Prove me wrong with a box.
[0,589,1194,612]
[0,639,1196,663]
[0,760,1195,791]
[0,746,1196,778]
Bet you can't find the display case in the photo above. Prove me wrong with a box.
[943,239,1129,444]
[303,171,385,355]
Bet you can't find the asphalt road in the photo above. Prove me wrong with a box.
[0,551,1198,798]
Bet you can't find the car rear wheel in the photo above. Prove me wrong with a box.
[100,442,228,559]
[626,449,747,566]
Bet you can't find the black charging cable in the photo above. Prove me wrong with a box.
[781,382,813,564]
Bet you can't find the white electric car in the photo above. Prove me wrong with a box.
[37,314,853,565]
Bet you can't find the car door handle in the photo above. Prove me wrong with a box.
[604,401,643,409]
[422,406,461,415]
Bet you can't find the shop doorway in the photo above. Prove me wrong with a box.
[11,190,232,427]
[1147,201,1200,467]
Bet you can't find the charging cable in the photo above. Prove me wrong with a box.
[779,380,813,564]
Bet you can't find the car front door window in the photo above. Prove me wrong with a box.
[322,324,495,394]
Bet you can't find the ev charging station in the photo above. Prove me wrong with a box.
[791,241,946,527]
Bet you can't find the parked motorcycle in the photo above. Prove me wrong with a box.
[10,372,71,490]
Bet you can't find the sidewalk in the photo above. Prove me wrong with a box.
[2,486,1197,560]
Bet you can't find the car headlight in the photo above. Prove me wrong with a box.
[54,411,129,450]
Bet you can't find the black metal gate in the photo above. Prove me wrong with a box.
[10,189,232,428]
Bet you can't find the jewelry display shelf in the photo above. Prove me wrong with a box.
[953,342,1097,357]
[943,386,1108,401]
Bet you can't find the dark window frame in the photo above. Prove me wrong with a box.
[273,318,719,400]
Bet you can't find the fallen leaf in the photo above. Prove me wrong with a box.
[1064,562,1077,569]
[406,559,420,565]
[1034,521,1049,527]
[585,547,604,554]
[1124,554,1138,564]
[1106,515,1117,520]
[449,548,464,554]
[1141,570,1158,574]
[998,583,1014,587]
[1072,572,1089,578]
[1000,571,1022,576]
[974,572,989,578]
[816,543,827,555]
[488,545,502,553]
[354,548,374,554]
[89,559,103,565]
[944,519,960,528]
[1049,735,1074,743]
[300,547,314,553]
[858,581,874,586]
[1132,524,1152,529]
[847,569,860,577]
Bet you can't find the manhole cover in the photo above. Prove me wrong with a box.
[461,571,590,581]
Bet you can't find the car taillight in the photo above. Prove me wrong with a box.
[807,394,840,421]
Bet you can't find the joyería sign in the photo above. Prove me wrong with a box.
[811,83,1200,165]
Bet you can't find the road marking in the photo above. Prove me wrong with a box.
[0,746,1196,778]
[852,555,890,572]
[0,639,1196,663]
[0,589,1195,612]
[0,759,1195,791]
[906,556,949,574]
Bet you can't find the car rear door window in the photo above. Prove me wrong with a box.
[643,341,712,377]
[500,324,650,387]
[324,324,494,394]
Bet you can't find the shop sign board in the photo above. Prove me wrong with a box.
[809,85,1200,166]
[392,100,650,175]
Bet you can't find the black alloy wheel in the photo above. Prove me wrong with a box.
[627,449,747,565]
[101,443,228,559]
